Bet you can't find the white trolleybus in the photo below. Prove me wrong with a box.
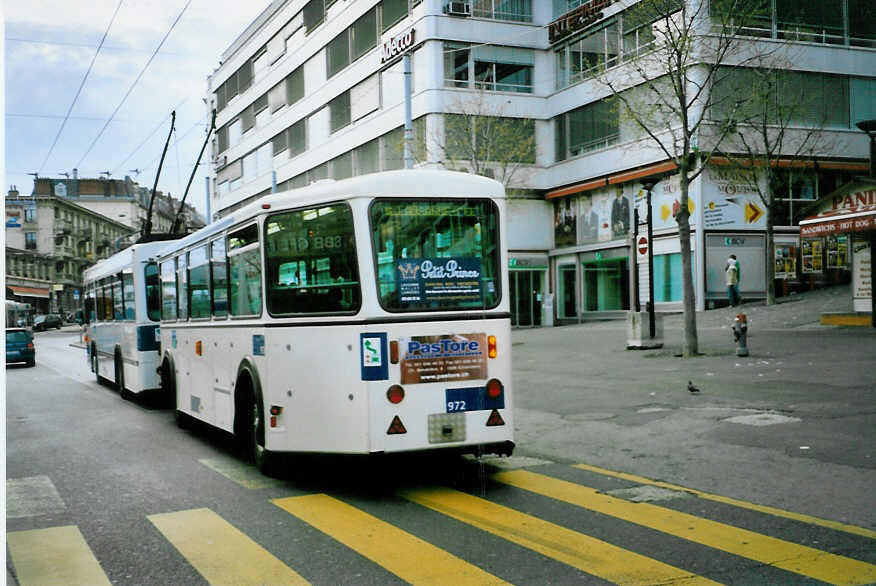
[155,170,514,474]
[83,239,173,398]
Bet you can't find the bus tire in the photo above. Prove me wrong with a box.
[235,369,278,477]
[92,344,107,385]
[162,357,189,429]
[115,350,131,400]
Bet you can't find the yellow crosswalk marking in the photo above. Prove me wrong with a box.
[399,487,719,585]
[274,494,510,585]
[148,508,309,585]
[495,469,876,586]
[573,462,876,539]
[7,526,111,586]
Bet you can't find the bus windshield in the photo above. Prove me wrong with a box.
[370,199,500,311]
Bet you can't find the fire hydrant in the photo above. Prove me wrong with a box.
[733,313,749,357]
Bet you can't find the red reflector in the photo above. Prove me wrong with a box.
[486,409,505,426]
[261,203,271,209]
[390,340,399,364]
[387,384,405,404]
[387,415,407,434]
[269,405,282,416]
[195,340,202,356]
[270,415,277,427]
[488,335,497,359]
[486,378,503,399]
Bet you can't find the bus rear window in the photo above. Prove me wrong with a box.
[370,199,500,311]
[265,203,361,315]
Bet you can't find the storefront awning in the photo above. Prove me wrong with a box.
[545,161,678,200]
[799,204,876,237]
[8,285,51,299]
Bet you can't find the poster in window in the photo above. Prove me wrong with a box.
[396,257,482,304]
[554,197,577,247]
[774,245,796,280]
[827,235,849,269]
[802,239,823,274]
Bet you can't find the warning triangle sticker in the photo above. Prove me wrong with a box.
[486,409,505,427]
[387,415,407,435]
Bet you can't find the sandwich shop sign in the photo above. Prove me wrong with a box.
[381,28,415,63]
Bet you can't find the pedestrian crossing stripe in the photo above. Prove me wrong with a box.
[399,486,720,585]
[148,508,310,586]
[573,462,876,540]
[7,526,111,586]
[494,469,876,585]
[273,494,510,585]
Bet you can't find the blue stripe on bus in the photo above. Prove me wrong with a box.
[137,325,160,351]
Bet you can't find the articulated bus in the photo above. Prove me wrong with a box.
[83,240,174,398]
[155,170,514,474]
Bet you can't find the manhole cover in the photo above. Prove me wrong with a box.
[607,485,690,502]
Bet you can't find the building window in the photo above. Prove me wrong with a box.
[382,0,407,32]
[327,30,351,78]
[352,8,378,59]
[445,43,533,93]
[355,138,380,175]
[332,152,353,179]
[445,114,536,164]
[555,98,618,160]
[25,232,37,250]
[472,0,532,23]
[304,0,325,33]
[329,91,351,133]
[24,207,36,223]
[286,67,304,105]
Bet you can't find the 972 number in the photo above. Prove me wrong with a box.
[447,400,467,413]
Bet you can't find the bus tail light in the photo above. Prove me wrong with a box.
[387,415,407,434]
[389,340,399,363]
[486,378,503,400]
[269,405,282,427]
[488,335,497,358]
[387,384,405,404]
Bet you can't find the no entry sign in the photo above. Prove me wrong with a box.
[637,235,649,260]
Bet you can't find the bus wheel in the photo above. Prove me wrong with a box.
[115,352,131,400]
[163,359,189,429]
[249,390,278,477]
[92,345,105,385]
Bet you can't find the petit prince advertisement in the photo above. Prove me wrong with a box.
[396,257,482,304]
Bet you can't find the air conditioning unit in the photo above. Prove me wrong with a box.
[445,1,471,16]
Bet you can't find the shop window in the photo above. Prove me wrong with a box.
[558,264,577,318]
[582,259,629,311]
[653,253,683,302]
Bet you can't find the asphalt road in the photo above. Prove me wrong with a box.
[6,326,876,585]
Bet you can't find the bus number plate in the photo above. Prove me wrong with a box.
[445,387,481,413]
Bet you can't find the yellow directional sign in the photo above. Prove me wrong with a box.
[745,200,763,223]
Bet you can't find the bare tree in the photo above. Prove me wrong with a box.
[596,0,773,356]
[713,61,833,305]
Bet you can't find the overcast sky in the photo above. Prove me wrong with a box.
[4,0,268,217]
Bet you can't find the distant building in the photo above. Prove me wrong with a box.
[205,0,874,325]
[5,175,206,314]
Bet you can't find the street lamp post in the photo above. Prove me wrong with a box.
[855,120,876,328]
[640,178,658,339]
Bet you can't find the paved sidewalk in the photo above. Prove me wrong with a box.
[509,283,875,527]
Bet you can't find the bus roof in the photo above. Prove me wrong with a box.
[84,240,177,282]
[156,170,505,260]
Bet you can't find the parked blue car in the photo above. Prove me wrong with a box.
[6,328,35,367]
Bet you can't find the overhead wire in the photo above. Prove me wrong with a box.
[111,99,188,176]
[76,0,194,170]
[37,0,124,175]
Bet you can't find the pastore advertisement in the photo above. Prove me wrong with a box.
[399,333,487,384]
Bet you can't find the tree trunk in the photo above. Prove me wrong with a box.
[677,169,699,356]
[765,206,776,305]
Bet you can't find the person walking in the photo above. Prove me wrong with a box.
[725,254,740,306]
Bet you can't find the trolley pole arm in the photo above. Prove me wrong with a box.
[171,109,216,234]
[143,111,176,238]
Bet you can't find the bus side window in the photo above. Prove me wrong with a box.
[211,239,228,317]
[227,224,262,317]
[160,260,177,320]
[122,272,135,321]
[144,262,161,322]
